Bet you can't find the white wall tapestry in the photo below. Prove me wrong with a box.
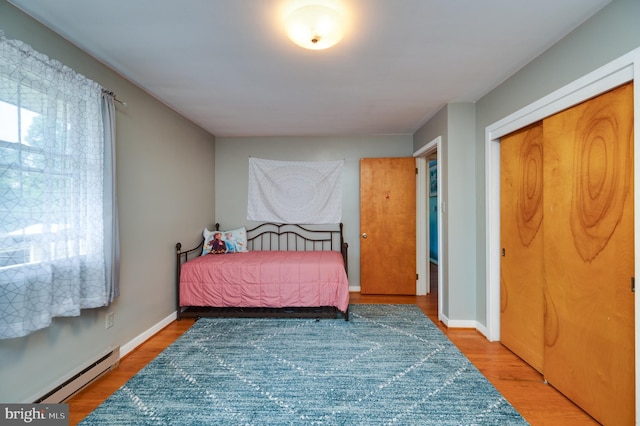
[247,158,343,224]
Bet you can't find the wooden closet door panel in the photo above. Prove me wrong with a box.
[543,82,635,426]
[500,123,545,373]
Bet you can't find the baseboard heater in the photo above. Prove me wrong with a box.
[34,346,120,404]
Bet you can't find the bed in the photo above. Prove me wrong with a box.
[175,223,350,321]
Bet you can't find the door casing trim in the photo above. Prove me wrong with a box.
[414,137,443,322]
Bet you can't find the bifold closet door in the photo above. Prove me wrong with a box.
[500,123,545,373]
[542,82,635,426]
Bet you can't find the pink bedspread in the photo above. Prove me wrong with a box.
[180,251,349,312]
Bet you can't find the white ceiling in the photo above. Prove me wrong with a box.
[9,0,610,137]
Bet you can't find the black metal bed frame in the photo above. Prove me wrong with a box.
[175,222,349,321]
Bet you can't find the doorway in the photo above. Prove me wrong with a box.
[414,136,443,322]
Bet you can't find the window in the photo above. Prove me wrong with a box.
[0,34,117,339]
[0,98,94,268]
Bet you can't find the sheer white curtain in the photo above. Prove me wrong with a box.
[0,32,117,339]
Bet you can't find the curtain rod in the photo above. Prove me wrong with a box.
[102,89,127,107]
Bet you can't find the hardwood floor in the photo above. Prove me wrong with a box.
[67,281,597,425]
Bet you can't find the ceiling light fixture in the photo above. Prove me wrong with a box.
[285,3,344,50]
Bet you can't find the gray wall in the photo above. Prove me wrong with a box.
[0,1,216,402]
[413,103,476,322]
[413,107,449,317]
[214,136,414,290]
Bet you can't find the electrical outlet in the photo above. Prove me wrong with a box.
[105,312,114,329]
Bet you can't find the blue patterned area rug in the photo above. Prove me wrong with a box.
[80,304,527,425]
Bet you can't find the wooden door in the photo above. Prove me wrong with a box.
[500,122,545,373]
[360,157,416,294]
[543,82,634,426]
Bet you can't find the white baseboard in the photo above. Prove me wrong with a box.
[120,311,177,357]
[445,319,480,329]
[475,322,490,340]
[443,316,488,339]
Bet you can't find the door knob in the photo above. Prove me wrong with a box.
[361,233,367,239]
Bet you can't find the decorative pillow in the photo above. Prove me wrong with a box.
[220,227,248,253]
[202,227,248,255]
[202,228,226,255]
